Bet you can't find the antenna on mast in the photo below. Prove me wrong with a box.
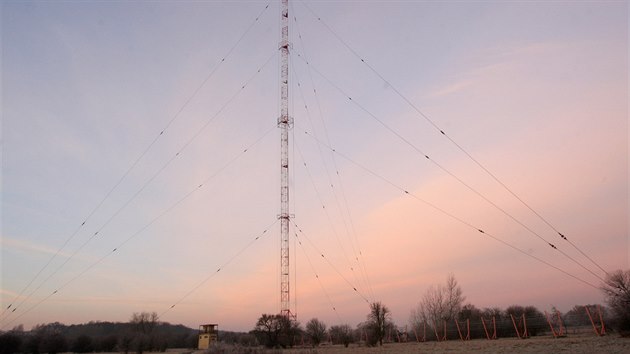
[278,0,294,319]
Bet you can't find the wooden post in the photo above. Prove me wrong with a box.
[545,311,558,338]
[557,311,566,337]
[510,314,520,339]
[597,305,606,336]
[443,321,448,341]
[482,317,496,340]
[433,321,447,341]
[424,322,427,342]
[511,313,529,339]
[585,306,606,336]
[455,319,464,341]
[545,310,566,338]
[482,317,490,340]
[455,319,470,341]
[467,319,471,340]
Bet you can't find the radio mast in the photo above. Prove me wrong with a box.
[278,0,293,319]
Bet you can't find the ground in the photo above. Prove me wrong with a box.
[198,334,630,353]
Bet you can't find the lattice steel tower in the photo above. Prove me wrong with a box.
[278,0,293,319]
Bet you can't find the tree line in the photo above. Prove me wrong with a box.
[0,312,198,354]
[247,270,629,348]
[2,269,628,352]
[249,301,393,349]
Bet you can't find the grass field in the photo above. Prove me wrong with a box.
[199,334,630,353]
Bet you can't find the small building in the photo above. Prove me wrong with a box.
[198,323,218,349]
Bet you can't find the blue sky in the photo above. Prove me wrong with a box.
[1,1,627,331]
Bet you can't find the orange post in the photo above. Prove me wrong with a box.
[455,319,470,341]
[433,321,441,342]
[585,306,606,336]
[481,316,497,340]
[511,313,529,339]
[545,310,566,338]
[443,321,448,341]
[545,311,558,338]
[597,305,606,336]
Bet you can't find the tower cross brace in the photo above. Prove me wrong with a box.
[278,0,293,319]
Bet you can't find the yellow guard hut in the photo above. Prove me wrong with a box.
[197,323,218,349]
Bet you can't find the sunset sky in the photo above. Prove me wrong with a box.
[2,1,628,332]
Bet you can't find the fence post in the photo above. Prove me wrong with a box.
[443,321,448,341]
[433,321,440,342]
[557,311,566,337]
[597,305,606,336]
[510,314,520,339]
[454,319,470,341]
[511,313,529,339]
[482,316,497,340]
[423,322,426,342]
[482,317,490,340]
[455,319,464,341]
[545,311,558,338]
[585,305,606,336]
[545,310,567,338]
[414,322,426,342]
[467,319,471,340]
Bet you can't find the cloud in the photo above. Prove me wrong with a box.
[2,236,73,258]
[429,80,473,98]
[0,289,20,298]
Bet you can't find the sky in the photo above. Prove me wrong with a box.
[1,1,628,332]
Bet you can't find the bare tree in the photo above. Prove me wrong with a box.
[411,273,465,330]
[329,324,353,347]
[445,273,465,321]
[601,269,630,334]
[253,314,302,348]
[458,303,482,321]
[129,311,159,354]
[130,312,159,335]
[253,314,283,348]
[564,304,608,326]
[416,284,444,325]
[305,318,326,347]
[481,307,503,319]
[366,301,393,346]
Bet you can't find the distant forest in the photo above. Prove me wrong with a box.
[0,316,198,354]
[0,310,261,354]
[1,269,628,353]
[0,304,613,353]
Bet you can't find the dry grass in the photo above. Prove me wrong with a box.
[276,335,629,354]
[154,335,630,354]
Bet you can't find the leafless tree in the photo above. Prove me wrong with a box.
[601,269,630,334]
[305,318,326,347]
[253,314,302,348]
[366,301,393,346]
[564,304,608,326]
[130,312,159,335]
[411,273,465,330]
[445,273,465,321]
[253,314,283,348]
[481,307,503,319]
[329,324,353,347]
[129,311,159,354]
